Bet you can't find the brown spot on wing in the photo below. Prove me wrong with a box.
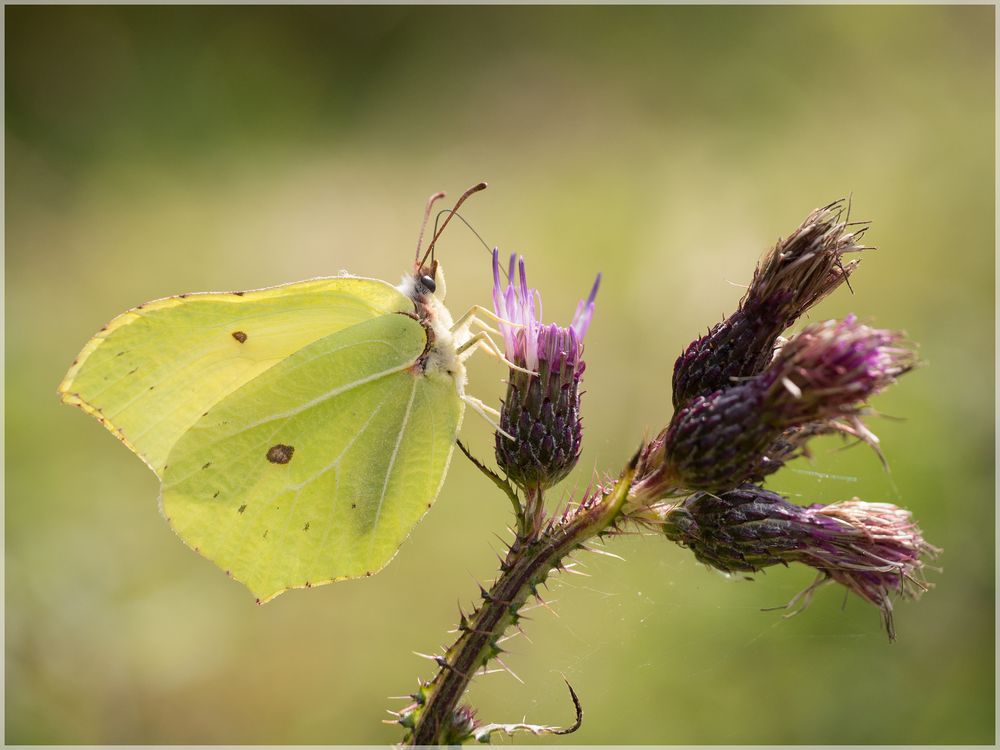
[238,503,247,514]
[266,444,294,464]
[232,331,247,343]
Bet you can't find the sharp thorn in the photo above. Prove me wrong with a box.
[496,657,524,684]
[583,546,626,561]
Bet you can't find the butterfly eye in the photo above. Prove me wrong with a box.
[420,274,437,293]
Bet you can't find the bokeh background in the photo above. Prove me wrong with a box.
[6,5,994,744]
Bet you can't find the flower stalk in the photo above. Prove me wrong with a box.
[401,460,636,745]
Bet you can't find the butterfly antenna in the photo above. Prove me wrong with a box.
[433,208,493,254]
[431,206,511,284]
[416,191,447,263]
[419,181,488,268]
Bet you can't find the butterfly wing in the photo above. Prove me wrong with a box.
[159,312,464,602]
[59,277,411,476]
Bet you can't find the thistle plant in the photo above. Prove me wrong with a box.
[394,200,937,745]
[492,250,598,493]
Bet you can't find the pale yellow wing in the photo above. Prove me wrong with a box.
[159,313,464,601]
[58,276,411,476]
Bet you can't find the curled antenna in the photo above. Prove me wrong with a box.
[415,191,447,262]
[418,181,488,268]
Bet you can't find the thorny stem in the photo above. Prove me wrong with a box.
[403,455,638,745]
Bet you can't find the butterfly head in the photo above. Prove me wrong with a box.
[411,182,487,302]
[403,259,448,305]
[413,258,440,297]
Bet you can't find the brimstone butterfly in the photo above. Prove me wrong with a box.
[59,183,502,602]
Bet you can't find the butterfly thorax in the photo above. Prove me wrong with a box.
[398,269,468,396]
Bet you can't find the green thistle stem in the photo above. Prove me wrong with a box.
[403,457,636,745]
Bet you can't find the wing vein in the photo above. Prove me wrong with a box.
[157,339,414,480]
[302,400,391,574]
[224,353,410,435]
[367,377,418,549]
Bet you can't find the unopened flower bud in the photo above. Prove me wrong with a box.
[660,484,937,640]
[673,201,867,409]
[492,251,600,491]
[439,705,479,745]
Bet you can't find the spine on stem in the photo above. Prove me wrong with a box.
[399,457,636,745]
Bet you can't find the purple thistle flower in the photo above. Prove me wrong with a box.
[659,484,938,640]
[766,315,915,421]
[634,316,915,497]
[492,250,600,491]
[673,201,868,409]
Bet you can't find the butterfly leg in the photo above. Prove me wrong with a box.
[464,394,515,441]
[450,305,525,336]
[455,332,535,376]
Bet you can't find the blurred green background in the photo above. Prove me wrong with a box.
[5,5,994,744]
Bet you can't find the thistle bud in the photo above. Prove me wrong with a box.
[660,484,937,640]
[492,251,600,491]
[673,201,867,409]
[439,705,479,745]
[640,317,915,496]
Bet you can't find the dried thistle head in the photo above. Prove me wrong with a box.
[659,484,938,640]
[673,200,869,409]
[747,200,867,322]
